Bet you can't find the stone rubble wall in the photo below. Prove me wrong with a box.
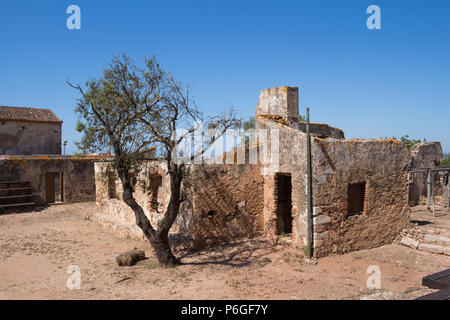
[407,142,444,206]
[93,161,193,242]
[93,161,265,250]
[187,163,265,249]
[255,116,308,248]
[0,157,96,204]
[311,138,410,257]
[295,122,345,140]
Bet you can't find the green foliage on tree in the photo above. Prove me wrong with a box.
[243,117,255,131]
[441,154,450,167]
[387,134,424,151]
[68,53,238,267]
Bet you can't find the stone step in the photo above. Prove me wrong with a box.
[423,234,450,247]
[0,181,30,186]
[400,236,450,256]
[418,243,450,256]
[0,202,35,209]
[0,194,34,205]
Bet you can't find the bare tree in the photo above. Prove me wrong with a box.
[69,54,239,267]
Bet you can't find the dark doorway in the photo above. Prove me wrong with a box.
[347,182,366,217]
[45,172,55,204]
[45,172,64,204]
[276,173,292,234]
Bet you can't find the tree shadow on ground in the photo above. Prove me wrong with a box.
[177,238,281,268]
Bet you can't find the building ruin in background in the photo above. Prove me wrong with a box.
[0,106,104,210]
[0,106,62,155]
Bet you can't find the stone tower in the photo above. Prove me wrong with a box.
[255,86,299,126]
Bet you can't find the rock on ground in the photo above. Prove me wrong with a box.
[116,250,146,266]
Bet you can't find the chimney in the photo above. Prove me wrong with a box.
[255,86,299,123]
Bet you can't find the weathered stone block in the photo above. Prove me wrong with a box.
[418,243,443,254]
[312,206,322,216]
[255,86,299,122]
[116,250,146,266]
[314,239,324,248]
[400,236,419,249]
[443,247,450,256]
[313,215,331,226]
[424,234,450,246]
[314,231,330,240]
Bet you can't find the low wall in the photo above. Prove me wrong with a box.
[93,161,265,250]
[93,161,191,239]
[0,155,97,205]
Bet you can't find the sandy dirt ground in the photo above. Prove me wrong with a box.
[0,202,448,300]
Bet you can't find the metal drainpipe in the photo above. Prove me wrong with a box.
[306,107,313,259]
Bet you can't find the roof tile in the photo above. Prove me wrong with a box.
[0,106,62,123]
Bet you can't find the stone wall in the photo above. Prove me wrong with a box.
[254,85,411,258]
[187,163,264,248]
[0,121,61,155]
[255,86,300,126]
[407,142,444,206]
[255,115,308,248]
[311,138,410,257]
[296,122,345,139]
[0,155,96,205]
[90,85,425,259]
[93,161,266,250]
[92,160,193,242]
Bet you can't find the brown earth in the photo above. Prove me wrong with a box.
[0,202,448,300]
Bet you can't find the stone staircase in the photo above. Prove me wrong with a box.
[400,228,450,256]
[0,181,35,211]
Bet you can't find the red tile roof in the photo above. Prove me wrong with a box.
[0,106,62,123]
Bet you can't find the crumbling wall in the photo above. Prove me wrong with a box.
[311,138,410,257]
[255,115,308,248]
[93,160,265,250]
[255,86,300,126]
[188,164,264,248]
[296,122,345,139]
[254,85,410,258]
[407,142,443,206]
[93,161,193,244]
[0,156,95,205]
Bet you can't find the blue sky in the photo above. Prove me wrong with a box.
[0,0,449,154]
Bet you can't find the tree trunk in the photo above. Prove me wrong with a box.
[149,232,180,267]
[116,155,182,267]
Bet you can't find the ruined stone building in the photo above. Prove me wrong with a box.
[0,106,104,210]
[407,142,444,207]
[94,86,443,257]
[0,106,62,155]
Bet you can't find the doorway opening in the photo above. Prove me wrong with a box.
[347,182,366,217]
[45,172,64,204]
[275,173,293,235]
